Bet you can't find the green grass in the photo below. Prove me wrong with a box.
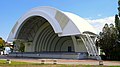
[0,60,120,67]
[109,66,120,67]
[0,60,30,67]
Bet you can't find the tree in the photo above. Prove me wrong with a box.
[115,15,120,38]
[13,39,25,52]
[116,0,120,37]
[0,37,5,49]
[97,23,119,60]
[97,0,120,60]
[118,0,120,16]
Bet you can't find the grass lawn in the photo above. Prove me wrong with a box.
[0,60,120,67]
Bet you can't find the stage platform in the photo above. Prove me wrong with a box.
[8,52,88,59]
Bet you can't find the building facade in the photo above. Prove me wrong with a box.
[7,6,100,60]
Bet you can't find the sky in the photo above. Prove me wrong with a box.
[0,0,118,41]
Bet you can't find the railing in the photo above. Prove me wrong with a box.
[80,33,101,60]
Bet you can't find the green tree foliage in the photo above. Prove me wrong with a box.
[118,0,120,16]
[116,0,120,36]
[96,0,120,60]
[13,40,25,52]
[19,42,25,52]
[0,37,5,49]
[115,15,120,38]
[97,23,120,60]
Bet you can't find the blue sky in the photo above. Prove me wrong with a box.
[0,0,118,40]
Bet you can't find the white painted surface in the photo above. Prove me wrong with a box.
[7,6,96,42]
[4,47,11,54]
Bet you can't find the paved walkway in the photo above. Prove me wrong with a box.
[0,55,120,66]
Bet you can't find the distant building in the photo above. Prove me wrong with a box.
[7,6,101,60]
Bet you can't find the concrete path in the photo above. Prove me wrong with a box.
[0,55,120,66]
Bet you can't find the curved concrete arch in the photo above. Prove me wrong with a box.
[7,6,100,59]
[7,6,96,41]
[33,21,48,51]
